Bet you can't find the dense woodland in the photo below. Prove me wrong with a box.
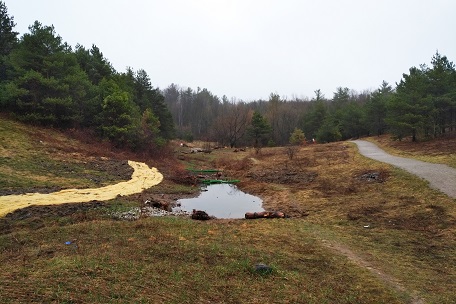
[1,2,456,151]
[0,2,174,152]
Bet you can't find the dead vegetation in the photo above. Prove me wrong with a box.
[367,134,456,168]
[179,139,456,303]
[208,143,387,216]
[2,117,456,303]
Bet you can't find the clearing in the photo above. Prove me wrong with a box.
[1,118,456,303]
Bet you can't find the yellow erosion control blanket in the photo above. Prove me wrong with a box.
[0,160,163,217]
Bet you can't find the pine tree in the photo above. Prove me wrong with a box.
[289,128,306,145]
[386,66,432,141]
[248,111,271,147]
[0,1,18,82]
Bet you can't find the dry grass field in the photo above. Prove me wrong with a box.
[1,117,455,303]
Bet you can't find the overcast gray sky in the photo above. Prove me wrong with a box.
[5,0,456,101]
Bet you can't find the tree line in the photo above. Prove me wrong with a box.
[163,51,456,147]
[0,2,174,152]
[1,1,456,151]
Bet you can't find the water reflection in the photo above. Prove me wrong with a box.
[175,184,264,219]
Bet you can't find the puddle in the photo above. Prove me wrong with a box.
[175,184,264,219]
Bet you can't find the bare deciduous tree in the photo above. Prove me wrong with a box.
[212,100,249,147]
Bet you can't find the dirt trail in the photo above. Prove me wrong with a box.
[351,140,456,198]
[0,160,163,217]
[328,140,449,303]
[321,240,425,304]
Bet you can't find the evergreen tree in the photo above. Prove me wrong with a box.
[366,81,392,136]
[289,128,306,145]
[248,111,271,147]
[426,52,456,135]
[338,102,368,139]
[132,69,175,139]
[138,107,163,149]
[100,87,140,148]
[316,115,342,143]
[332,87,351,109]
[4,21,95,127]
[0,1,18,81]
[300,99,327,139]
[386,66,433,141]
[74,44,113,85]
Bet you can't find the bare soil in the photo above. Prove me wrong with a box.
[0,158,133,196]
[0,201,107,235]
[0,161,163,216]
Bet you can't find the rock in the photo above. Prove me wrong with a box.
[191,209,211,220]
[254,263,273,274]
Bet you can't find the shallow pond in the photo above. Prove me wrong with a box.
[175,184,264,219]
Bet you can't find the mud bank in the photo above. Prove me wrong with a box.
[0,161,163,217]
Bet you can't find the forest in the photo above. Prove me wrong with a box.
[1,1,456,151]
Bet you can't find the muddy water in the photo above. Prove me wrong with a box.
[175,184,264,219]
[0,161,163,217]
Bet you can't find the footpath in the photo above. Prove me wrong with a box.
[351,140,456,199]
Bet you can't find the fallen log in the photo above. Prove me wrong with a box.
[245,211,288,219]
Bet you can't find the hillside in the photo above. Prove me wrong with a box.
[1,117,456,303]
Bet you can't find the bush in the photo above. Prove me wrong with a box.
[289,128,306,145]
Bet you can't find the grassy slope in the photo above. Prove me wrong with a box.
[0,117,134,193]
[1,118,455,303]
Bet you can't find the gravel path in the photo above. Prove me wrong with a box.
[351,140,456,199]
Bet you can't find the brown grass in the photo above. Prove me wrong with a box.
[1,218,408,304]
[185,140,456,303]
[1,117,456,303]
